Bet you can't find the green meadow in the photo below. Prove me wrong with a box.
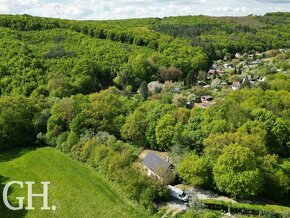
[0,147,151,218]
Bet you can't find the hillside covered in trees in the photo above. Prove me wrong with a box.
[0,13,290,96]
[0,13,290,217]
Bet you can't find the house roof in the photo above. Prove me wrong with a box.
[208,69,216,74]
[142,153,171,177]
[232,82,241,88]
[216,70,225,74]
[201,95,213,100]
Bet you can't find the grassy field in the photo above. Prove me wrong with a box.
[0,147,151,218]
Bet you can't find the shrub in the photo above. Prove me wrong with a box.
[203,199,290,217]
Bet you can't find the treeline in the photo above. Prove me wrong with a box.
[0,13,290,74]
[152,22,256,38]
[0,14,62,31]
[0,15,167,50]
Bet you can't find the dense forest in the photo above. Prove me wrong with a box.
[0,13,290,215]
[0,13,290,96]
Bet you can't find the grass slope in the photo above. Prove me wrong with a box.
[0,147,150,218]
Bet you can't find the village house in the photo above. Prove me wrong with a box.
[208,69,216,75]
[208,69,225,79]
[223,63,234,69]
[201,95,214,103]
[142,152,174,183]
[258,77,266,82]
[147,81,163,94]
[232,82,241,90]
[171,87,181,93]
[235,53,242,59]
[216,69,225,75]
[209,69,225,74]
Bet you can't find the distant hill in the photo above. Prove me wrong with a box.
[0,13,289,96]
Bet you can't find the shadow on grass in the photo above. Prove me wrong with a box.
[0,175,27,218]
[0,147,36,163]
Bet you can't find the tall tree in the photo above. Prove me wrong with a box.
[213,144,263,198]
[139,81,149,100]
[185,70,197,88]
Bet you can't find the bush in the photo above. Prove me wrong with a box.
[172,94,187,107]
[203,199,290,217]
[0,96,38,150]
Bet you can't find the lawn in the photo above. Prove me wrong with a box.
[0,147,151,218]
